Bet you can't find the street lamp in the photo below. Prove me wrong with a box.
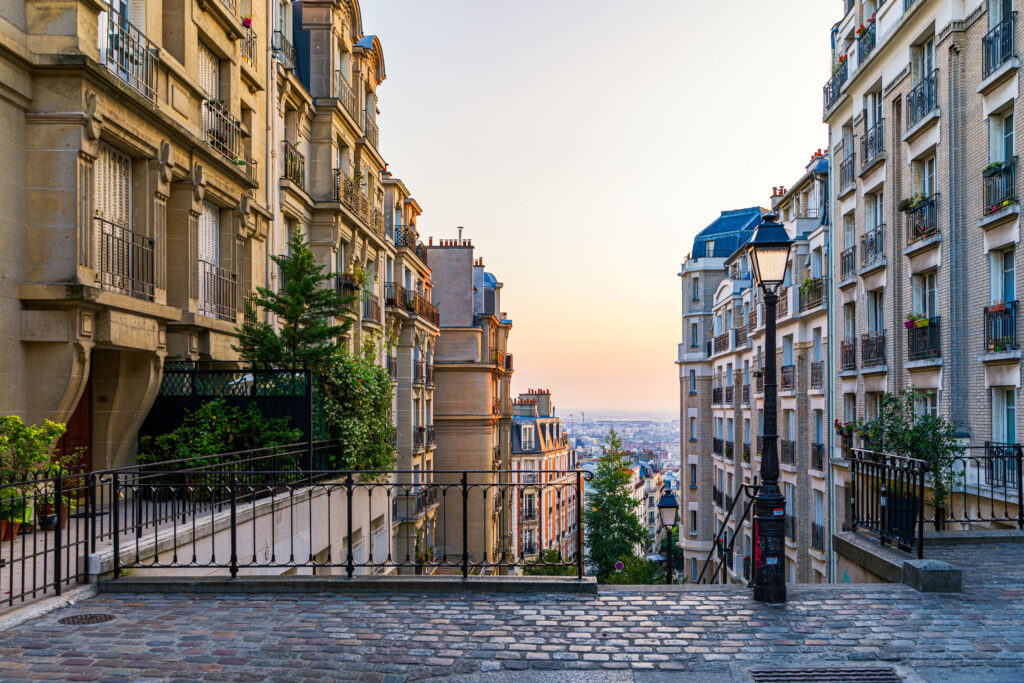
[657,489,679,585]
[744,212,793,605]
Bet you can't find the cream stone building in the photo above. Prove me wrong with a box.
[825,0,1023,536]
[510,389,578,562]
[427,232,513,568]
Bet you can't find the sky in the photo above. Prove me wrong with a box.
[361,0,837,414]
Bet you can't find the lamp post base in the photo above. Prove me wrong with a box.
[752,584,787,604]
[752,484,787,604]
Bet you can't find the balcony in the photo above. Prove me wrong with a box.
[384,282,407,307]
[983,12,1016,79]
[505,354,514,372]
[839,246,856,281]
[906,194,939,244]
[712,387,723,404]
[862,330,887,367]
[810,361,824,389]
[202,99,242,163]
[283,141,304,187]
[364,111,380,150]
[734,325,748,346]
[785,514,796,540]
[521,472,539,485]
[725,493,734,510]
[240,26,258,69]
[272,30,296,70]
[492,397,501,415]
[337,272,361,293]
[906,70,938,130]
[363,292,381,323]
[712,437,723,456]
[780,364,795,391]
[426,426,436,447]
[386,356,397,381]
[861,224,885,266]
[333,71,360,122]
[393,487,439,520]
[197,259,237,322]
[799,276,826,311]
[712,486,723,508]
[426,364,434,385]
[742,442,750,462]
[907,316,942,361]
[840,338,857,371]
[333,170,386,238]
[756,373,764,394]
[523,509,539,522]
[742,384,750,404]
[811,443,825,472]
[812,522,825,552]
[103,6,158,102]
[725,385,734,404]
[984,157,1017,215]
[243,155,258,185]
[839,153,855,193]
[714,332,730,353]
[414,426,425,450]
[93,217,155,301]
[414,361,425,384]
[857,21,876,64]
[985,301,1018,352]
[780,440,795,466]
[748,309,758,330]
[823,61,848,115]
[778,288,789,318]
[724,441,734,461]
[861,118,884,167]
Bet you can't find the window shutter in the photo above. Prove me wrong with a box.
[198,43,220,99]
[199,201,219,264]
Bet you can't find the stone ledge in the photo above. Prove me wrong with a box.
[902,109,940,143]
[99,575,600,595]
[922,529,1024,546]
[858,258,887,277]
[903,559,961,593]
[978,203,1020,229]
[980,348,1022,363]
[833,530,963,592]
[902,232,941,257]
[906,357,942,370]
[977,57,1020,94]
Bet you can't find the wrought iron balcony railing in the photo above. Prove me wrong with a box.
[712,387,723,404]
[780,364,795,391]
[734,325,747,346]
[839,153,855,192]
[333,170,386,238]
[364,111,380,149]
[363,292,381,323]
[724,441,734,461]
[823,61,848,115]
[386,356,397,381]
[861,330,886,367]
[811,443,825,472]
[384,282,407,307]
[858,21,876,64]
[840,245,856,280]
[907,316,941,361]
[810,361,824,389]
[861,224,885,266]
[907,194,939,244]
[414,361,425,384]
[272,31,296,70]
[712,486,723,508]
[800,277,826,310]
[103,6,158,102]
[811,522,825,552]
[240,26,258,69]
[862,118,884,166]
[94,217,154,301]
[906,69,938,130]
[333,71,360,121]
[983,12,1016,78]
[714,332,730,353]
[840,338,857,371]
[197,259,237,322]
[785,514,796,539]
[283,141,304,187]
[725,385,734,404]
[984,157,1017,215]
[202,99,242,162]
[985,301,1018,352]
[712,437,723,456]
[742,384,750,404]
[780,440,796,466]
[743,442,750,461]
[778,288,790,318]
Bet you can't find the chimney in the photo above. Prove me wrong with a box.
[457,226,463,244]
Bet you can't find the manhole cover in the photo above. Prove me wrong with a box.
[749,668,901,682]
[58,614,116,625]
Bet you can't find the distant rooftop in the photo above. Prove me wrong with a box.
[689,207,764,259]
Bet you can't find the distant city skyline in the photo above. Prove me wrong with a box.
[361,0,834,411]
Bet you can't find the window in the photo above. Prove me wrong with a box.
[843,213,855,249]
[197,42,220,99]
[814,411,823,444]
[814,490,824,526]
[782,335,794,365]
[813,329,823,362]
[990,248,1015,304]
[992,0,1013,27]
[692,277,700,300]
[916,156,936,197]
[913,37,935,82]
[690,322,699,347]
[689,370,696,394]
[689,417,696,441]
[866,192,883,229]
[94,142,132,233]
[912,271,937,318]
[867,289,885,332]
[744,419,750,444]
[844,302,856,339]
[844,393,857,422]
[867,392,882,421]
[198,201,220,268]
[991,110,1015,163]
[689,464,697,488]
[690,510,698,535]
[914,390,938,417]
[866,89,883,128]
[521,425,535,450]
[691,558,698,581]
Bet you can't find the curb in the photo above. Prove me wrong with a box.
[0,584,99,632]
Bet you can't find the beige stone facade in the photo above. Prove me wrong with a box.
[825,0,1023,534]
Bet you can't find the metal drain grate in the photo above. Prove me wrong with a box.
[749,667,901,682]
[58,614,116,625]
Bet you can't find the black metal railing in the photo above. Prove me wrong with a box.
[384,282,407,307]
[202,99,242,162]
[363,292,381,323]
[862,118,884,166]
[840,245,857,280]
[906,69,938,129]
[800,277,826,310]
[841,338,857,371]
[712,387,723,404]
[861,224,885,266]
[725,441,734,461]
[272,30,296,70]
[1,466,91,613]
[811,522,825,552]
[743,442,751,462]
[984,157,1017,215]
[985,301,1018,352]
[780,440,796,466]
[240,26,258,69]
[104,6,158,102]
[862,330,887,367]
[778,288,789,318]
[907,316,941,361]
[742,384,750,404]
[734,325,748,346]
[392,487,440,521]
[283,141,304,187]
[712,486,723,508]
[333,71,360,121]
[780,364,795,391]
[94,217,155,301]
[983,12,1016,78]
[858,21,877,64]
[839,153,856,192]
[811,361,824,389]
[784,514,796,540]
[197,260,237,322]
[725,385,734,404]
[907,194,939,243]
[823,61,848,114]
[386,356,397,381]
[413,361,425,384]
[332,170,386,239]
[697,483,760,585]
[364,111,379,149]
[712,437,723,456]
[812,443,825,471]
[714,332,730,353]
[849,448,928,557]
[756,373,764,394]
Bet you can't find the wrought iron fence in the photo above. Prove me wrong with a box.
[94,217,155,301]
[984,157,1016,215]
[202,99,242,162]
[784,514,795,540]
[386,356,398,381]
[272,31,296,70]
[712,485,723,508]
[840,245,856,280]
[861,118,884,165]
[985,301,1018,352]
[907,316,941,361]
[778,288,789,318]
[103,6,158,102]
[197,260,237,322]
[907,194,939,243]
[284,141,305,187]
[940,444,1023,528]
[906,69,938,129]
[849,449,929,557]
[862,330,887,367]
[983,12,1016,78]
[861,224,885,266]
[384,282,407,307]
[841,338,857,371]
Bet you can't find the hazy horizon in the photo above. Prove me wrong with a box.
[361,0,835,412]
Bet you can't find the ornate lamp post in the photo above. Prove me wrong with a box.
[744,213,793,604]
[657,489,679,585]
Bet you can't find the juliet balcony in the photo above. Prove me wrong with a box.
[907,316,941,361]
[861,225,885,267]
[94,217,155,301]
[103,6,158,102]
[823,60,848,115]
[780,364,795,391]
[861,118,884,167]
[272,30,296,70]
[906,194,939,244]
[333,170,386,238]
[983,12,1016,79]
[799,276,826,311]
[984,157,1017,216]
[810,361,824,390]
[283,141,305,187]
[839,246,856,281]
[840,338,857,371]
[839,153,856,194]
[202,99,242,163]
[861,330,887,367]
[333,71,360,122]
[857,21,876,65]
[906,69,938,130]
[985,301,1018,352]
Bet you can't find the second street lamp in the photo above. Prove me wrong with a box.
[657,489,679,585]
[744,212,793,605]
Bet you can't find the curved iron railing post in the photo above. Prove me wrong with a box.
[462,472,469,578]
[112,472,120,578]
[88,473,96,555]
[345,473,354,578]
[229,474,238,578]
[53,470,63,596]
[576,471,584,579]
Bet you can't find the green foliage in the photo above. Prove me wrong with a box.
[319,350,396,473]
[234,230,357,374]
[0,416,68,522]
[584,429,649,582]
[603,555,666,585]
[523,547,578,577]
[850,388,962,511]
[137,399,302,470]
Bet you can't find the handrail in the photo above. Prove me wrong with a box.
[697,483,760,585]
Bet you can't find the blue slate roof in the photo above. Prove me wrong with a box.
[689,207,763,259]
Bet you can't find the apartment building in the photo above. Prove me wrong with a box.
[825,0,1023,531]
[427,234,514,568]
[510,390,578,562]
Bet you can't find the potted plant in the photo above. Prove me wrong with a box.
[833,54,848,74]
[897,193,927,213]
[1,417,67,539]
[983,161,1006,178]
[990,300,1006,313]
[242,16,253,28]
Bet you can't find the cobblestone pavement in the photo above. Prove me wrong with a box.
[927,542,1024,589]
[0,582,1023,681]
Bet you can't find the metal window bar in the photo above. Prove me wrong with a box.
[103,7,158,102]
[202,99,242,162]
[197,259,237,322]
[94,217,155,301]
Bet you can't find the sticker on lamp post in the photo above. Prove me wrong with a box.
[765,557,778,565]
[773,508,784,516]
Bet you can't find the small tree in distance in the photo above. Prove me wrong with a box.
[522,548,577,577]
[584,429,649,582]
